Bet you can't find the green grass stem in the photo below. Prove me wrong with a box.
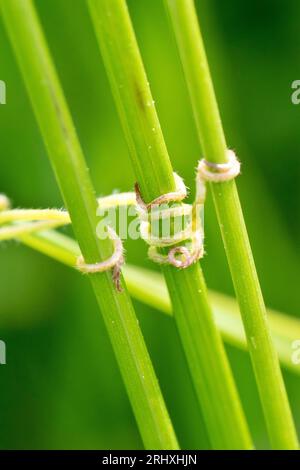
[1,0,178,450]
[164,0,298,449]
[88,0,252,449]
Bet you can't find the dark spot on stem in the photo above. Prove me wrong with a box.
[134,81,146,112]
[45,73,71,143]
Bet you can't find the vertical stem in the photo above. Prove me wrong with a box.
[165,0,298,449]
[88,0,253,449]
[1,0,179,450]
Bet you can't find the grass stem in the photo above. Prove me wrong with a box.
[1,0,179,450]
[88,0,253,449]
[164,0,298,449]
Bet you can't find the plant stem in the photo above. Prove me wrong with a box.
[0,220,65,241]
[88,0,253,449]
[21,229,81,267]
[10,227,300,377]
[0,208,70,224]
[124,265,300,378]
[164,0,298,449]
[1,0,179,450]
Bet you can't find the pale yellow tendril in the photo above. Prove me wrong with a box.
[134,172,204,269]
[0,201,124,291]
[0,149,240,278]
[76,226,124,292]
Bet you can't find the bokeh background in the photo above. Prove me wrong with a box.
[0,0,299,449]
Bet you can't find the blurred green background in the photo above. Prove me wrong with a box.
[0,0,299,449]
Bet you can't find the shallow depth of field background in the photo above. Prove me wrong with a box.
[0,0,299,449]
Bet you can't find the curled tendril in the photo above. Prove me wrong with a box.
[0,149,240,280]
[76,226,124,292]
[197,149,240,183]
[135,174,204,269]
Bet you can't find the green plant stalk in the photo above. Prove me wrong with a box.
[88,0,252,449]
[15,228,300,377]
[164,0,298,449]
[1,0,179,450]
[0,219,65,241]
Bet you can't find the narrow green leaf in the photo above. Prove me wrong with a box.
[14,228,300,378]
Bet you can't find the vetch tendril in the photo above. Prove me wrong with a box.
[0,194,11,211]
[135,172,204,269]
[0,149,240,281]
[195,149,241,209]
[0,198,125,292]
[76,226,124,292]
[197,149,240,183]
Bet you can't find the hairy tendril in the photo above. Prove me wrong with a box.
[0,150,240,287]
